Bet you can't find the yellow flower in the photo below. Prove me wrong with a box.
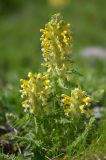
[79,105,84,111]
[22,100,29,108]
[69,99,74,107]
[64,108,71,113]
[62,95,70,104]
[43,80,50,86]
[37,73,42,79]
[83,97,90,105]
[30,105,35,114]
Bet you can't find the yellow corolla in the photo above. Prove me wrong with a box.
[64,108,71,113]
[79,105,84,111]
[83,97,91,105]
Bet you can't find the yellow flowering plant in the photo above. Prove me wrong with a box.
[18,13,96,159]
[20,13,92,118]
[40,14,73,82]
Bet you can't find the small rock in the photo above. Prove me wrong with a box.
[80,47,106,59]
[93,106,103,120]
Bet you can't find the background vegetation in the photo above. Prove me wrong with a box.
[0,0,106,159]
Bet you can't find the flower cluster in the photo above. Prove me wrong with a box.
[40,13,72,78]
[20,72,51,113]
[20,13,92,116]
[61,88,91,115]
